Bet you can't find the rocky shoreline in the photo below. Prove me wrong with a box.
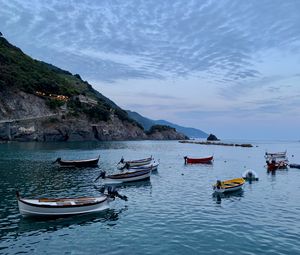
[0,115,187,142]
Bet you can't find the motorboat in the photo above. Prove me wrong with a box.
[120,160,159,171]
[242,169,259,181]
[95,168,152,184]
[117,156,153,169]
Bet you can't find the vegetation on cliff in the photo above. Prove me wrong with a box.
[146,125,176,135]
[0,36,140,127]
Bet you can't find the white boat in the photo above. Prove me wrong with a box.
[265,151,288,162]
[121,161,159,171]
[117,156,153,169]
[16,190,127,218]
[96,168,152,184]
[242,169,259,181]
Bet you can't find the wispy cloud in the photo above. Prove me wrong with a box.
[2,0,300,84]
[1,0,300,138]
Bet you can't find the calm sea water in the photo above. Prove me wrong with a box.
[0,140,300,255]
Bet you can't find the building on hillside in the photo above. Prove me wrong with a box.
[73,95,98,106]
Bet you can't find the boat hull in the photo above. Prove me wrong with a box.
[17,196,109,217]
[117,158,153,169]
[57,157,100,168]
[103,169,151,184]
[184,156,213,164]
[123,161,159,171]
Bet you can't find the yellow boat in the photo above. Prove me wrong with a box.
[213,178,245,193]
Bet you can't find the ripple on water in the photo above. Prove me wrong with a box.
[0,141,300,254]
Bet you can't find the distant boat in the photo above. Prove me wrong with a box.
[213,178,245,193]
[95,168,152,184]
[242,170,259,181]
[289,164,300,169]
[117,156,153,169]
[120,160,159,171]
[266,160,288,171]
[16,189,127,218]
[265,151,288,162]
[53,155,100,167]
[184,156,213,164]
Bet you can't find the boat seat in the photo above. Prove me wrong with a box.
[56,202,73,206]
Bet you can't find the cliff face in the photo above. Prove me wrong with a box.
[0,90,53,119]
[0,115,146,142]
[0,89,148,142]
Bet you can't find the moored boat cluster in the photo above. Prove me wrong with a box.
[17,155,159,218]
[17,148,299,217]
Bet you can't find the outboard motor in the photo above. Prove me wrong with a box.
[215,180,222,190]
[94,171,106,182]
[247,171,253,184]
[184,156,188,165]
[107,186,128,201]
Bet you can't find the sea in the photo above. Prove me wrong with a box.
[0,140,300,255]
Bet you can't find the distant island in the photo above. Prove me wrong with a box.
[0,36,188,142]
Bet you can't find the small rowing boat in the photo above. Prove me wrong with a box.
[117,156,153,169]
[120,161,159,171]
[184,156,213,164]
[213,178,245,193]
[53,155,100,167]
[95,168,152,184]
[16,188,127,218]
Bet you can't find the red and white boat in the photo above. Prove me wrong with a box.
[184,156,213,164]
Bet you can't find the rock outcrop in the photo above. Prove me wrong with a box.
[146,125,188,140]
[207,133,219,141]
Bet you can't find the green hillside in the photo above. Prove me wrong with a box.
[0,36,140,126]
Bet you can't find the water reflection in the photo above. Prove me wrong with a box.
[212,189,244,204]
[13,207,127,238]
[96,179,152,190]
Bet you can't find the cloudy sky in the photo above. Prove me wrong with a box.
[1,0,300,140]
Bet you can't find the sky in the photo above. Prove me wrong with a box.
[0,0,300,140]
